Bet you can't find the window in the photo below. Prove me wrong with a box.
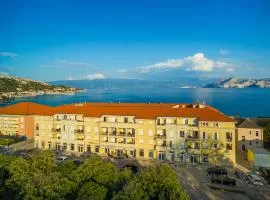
[226,132,232,141]
[202,155,209,163]
[215,122,219,127]
[139,149,144,157]
[213,143,218,149]
[242,136,245,141]
[64,115,67,120]
[95,146,99,153]
[226,143,232,150]
[48,142,52,149]
[180,131,185,137]
[213,132,218,140]
[250,130,251,135]
[194,142,199,149]
[158,152,165,160]
[149,150,154,158]
[139,139,144,144]
[56,143,60,150]
[169,141,173,148]
[256,131,259,137]
[78,145,83,153]
[35,123,39,130]
[202,132,207,139]
[87,145,91,152]
[63,143,67,150]
[249,141,252,146]
[124,117,128,123]
[130,150,134,156]
[103,117,107,122]
[71,144,75,151]
[105,148,109,154]
[184,119,188,125]
[41,141,45,149]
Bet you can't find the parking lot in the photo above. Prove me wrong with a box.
[171,164,270,200]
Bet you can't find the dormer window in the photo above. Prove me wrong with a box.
[124,117,128,123]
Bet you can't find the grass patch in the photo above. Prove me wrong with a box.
[0,136,24,146]
[0,138,16,146]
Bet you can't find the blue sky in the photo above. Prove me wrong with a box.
[1,0,270,81]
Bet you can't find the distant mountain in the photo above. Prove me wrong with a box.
[0,74,82,103]
[204,77,270,88]
[51,78,215,90]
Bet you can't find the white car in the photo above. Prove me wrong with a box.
[56,156,68,163]
[247,174,263,186]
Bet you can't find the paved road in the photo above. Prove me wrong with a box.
[171,164,270,200]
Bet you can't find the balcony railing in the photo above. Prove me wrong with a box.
[100,131,108,135]
[74,129,84,133]
[156,134,166,139]
[157,142,166,147]
[226,137,232,142]
[118,132,126,136]
[127,133,135,137]
[109,131,117,136]
[186,135,199,139]
[52,128,61,132]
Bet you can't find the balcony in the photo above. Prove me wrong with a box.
[100,131,108,135]
[157,142,167,147]
[226,137,232,142]
[109,131,117,136]
[118,132,126,137]
[74,129,84,133]
[186,135,199,140]
[127,132,135,137]
[52,128,61,132]
[156,134,166,139]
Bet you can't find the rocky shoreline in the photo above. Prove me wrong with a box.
[0,88,84,104]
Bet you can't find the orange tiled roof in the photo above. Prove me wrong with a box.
[0,102,235,122]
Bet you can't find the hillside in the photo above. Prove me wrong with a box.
[204,77,270,88]
[51,78,216,90]
[0,75,82,103]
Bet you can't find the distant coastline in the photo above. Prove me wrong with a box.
[0,74,83,104]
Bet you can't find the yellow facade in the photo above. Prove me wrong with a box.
[34,113,236,166]
[0,115,19,136]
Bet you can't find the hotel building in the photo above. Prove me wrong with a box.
[0,102,236,165]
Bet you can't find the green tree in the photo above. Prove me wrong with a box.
[7,150,75,200]
[0,154,15,197]
[72,155,132,200]
[113,164,190,200]
[77,181,108,200]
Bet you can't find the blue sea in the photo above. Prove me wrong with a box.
[2,88,270,117]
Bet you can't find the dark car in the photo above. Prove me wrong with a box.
[234,170,241,179]
[207,167,228,176]
[211,176,236,185]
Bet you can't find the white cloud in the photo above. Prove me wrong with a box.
[0,52,19,58]
[55,60,92,67]
[139,59,183,73]
[219,49,230,55]
[139,53,233,73]
[184,53,215,71]
[84,73,105,80]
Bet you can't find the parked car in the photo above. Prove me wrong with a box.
[56,156,68,164]
[211,176,236,185]
[247,174,263,186]
[234,170,241,179]
[207,167,228,176]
